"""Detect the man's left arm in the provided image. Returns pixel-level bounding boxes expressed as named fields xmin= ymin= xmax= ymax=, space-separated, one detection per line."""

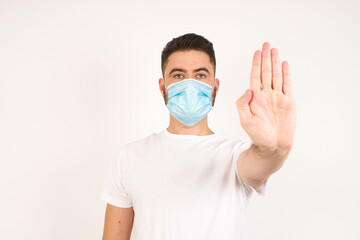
xmin=235 ymin=42 xmax=296 ymax=189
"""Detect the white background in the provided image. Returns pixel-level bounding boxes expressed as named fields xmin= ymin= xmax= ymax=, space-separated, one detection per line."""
xmin=1 ymin=0 xmax=359 ymax=239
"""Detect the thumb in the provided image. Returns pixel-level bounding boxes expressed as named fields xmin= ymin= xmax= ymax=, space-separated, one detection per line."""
xmin=236 ymin=89 xmax=253 ymax=123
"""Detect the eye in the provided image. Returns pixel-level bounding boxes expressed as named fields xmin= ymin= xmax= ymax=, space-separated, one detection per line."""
xmin=197 ymin=73 xmax=207 ymax=79
xmin=174 ymin=74 xmax=183 ymax=79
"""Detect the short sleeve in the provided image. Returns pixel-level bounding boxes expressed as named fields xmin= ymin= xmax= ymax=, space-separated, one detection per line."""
xmin=100 ymin=150 xmax=133 ymax=208
xmin=232 ymin=139 xmax=267 ymax=205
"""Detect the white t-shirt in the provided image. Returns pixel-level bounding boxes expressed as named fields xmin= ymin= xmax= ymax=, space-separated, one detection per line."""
xmin=101 ymin=129 xmax=267 ymax=240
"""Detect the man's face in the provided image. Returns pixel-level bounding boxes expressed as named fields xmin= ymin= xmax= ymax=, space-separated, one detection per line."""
xmin=159 ymin=50 xmax=219 ymax=105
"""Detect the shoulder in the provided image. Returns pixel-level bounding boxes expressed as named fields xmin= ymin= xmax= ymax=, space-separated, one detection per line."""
xmin=212 ymin=133 xmax=252 ymax=149
xmin=117 ymin=130 xmax=163 ymax=155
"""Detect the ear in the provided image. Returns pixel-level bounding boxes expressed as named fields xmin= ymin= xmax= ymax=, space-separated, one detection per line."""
xmin=159 ymin=77 xmax=168 ymax=105
xmin=215 ymin=78 xmax=220 ymax=93
xmin=159 ymin=78 xmax=165 ymax=96
xmin=211 ymin=78 xmax=220 ymax=106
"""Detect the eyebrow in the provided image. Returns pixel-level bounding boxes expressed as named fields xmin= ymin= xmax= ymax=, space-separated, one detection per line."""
xmin=168 ymin=68 xmax=185 ymax=77
xmin=168 ymin=67 xmax=211 ymax=77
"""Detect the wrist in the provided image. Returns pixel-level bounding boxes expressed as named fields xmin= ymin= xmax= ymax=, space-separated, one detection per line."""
xmin=252 ymin=144 xmax=291 ymax=159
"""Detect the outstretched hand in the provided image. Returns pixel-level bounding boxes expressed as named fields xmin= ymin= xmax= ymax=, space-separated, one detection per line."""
xmin=236 ymin=42 xmax=296 ymax=154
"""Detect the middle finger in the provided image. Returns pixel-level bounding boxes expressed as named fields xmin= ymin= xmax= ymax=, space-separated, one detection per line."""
xmin=261 ymin=42 xmax=272 ymax=90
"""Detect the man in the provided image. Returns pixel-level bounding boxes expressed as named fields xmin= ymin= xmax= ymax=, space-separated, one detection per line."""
xmin=101 ymin=33 xmax=296 ymax=240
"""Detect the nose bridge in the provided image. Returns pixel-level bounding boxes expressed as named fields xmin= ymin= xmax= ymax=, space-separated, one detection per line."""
xmin=178 ymin=85 xmax=192 ymax=103
xmin=166 ymin=77 xmax=214 ymax=88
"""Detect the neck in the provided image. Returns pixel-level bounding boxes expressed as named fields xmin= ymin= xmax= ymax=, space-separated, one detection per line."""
xmin=167 ymin=115 xmax=214 ymax=136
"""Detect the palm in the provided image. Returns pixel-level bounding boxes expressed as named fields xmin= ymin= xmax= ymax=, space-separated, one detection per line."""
xmin=236 ymin=42 xmax=296 ymax=152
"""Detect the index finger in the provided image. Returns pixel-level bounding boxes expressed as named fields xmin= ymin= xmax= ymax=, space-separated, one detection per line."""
xmin=250 ymin=50 xmax=261 ymax=91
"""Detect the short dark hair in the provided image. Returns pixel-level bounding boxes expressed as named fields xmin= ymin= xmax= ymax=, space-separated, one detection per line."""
xmin=161 ymin=33 xmax=216 ymax=77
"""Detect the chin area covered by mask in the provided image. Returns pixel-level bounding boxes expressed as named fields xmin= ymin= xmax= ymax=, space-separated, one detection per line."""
xmin=165 ymin=79 xmax=214 ymax=127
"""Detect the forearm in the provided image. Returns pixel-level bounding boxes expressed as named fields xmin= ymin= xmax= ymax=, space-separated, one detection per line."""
xmin=238 ymin=144 xmax=291 ymax=182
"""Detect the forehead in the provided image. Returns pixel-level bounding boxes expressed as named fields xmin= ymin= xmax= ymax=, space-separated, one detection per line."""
xmin=165 ymin=50 xmax=213 ymax=73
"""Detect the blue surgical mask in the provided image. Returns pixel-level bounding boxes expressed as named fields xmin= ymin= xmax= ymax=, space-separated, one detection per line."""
xmin=165 ymin=79 xmax=214 ymax=127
